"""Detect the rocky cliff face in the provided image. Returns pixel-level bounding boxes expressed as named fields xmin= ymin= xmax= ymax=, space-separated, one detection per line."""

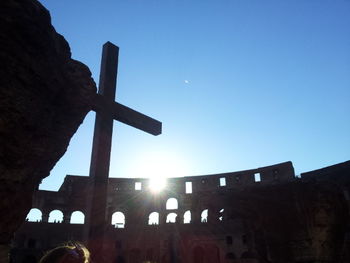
xmin=0 ymin=0 xmax=96 ymax=249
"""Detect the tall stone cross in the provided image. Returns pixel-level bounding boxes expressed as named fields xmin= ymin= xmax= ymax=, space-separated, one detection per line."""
xmin=84 ymin=42 xmax=161 ymax=257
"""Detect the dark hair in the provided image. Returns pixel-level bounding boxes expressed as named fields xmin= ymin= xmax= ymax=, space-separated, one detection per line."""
xmin=39 ymin=242 xmax=90 ymax=263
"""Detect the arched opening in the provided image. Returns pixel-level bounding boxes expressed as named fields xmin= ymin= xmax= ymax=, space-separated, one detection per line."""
xmin=148 ymin=212 xmax=159 ymax=225
xmin=111 ymin=211 xmax=126 ymax=228
xmin=201 ymin=209 xmax=208 ymax=223
xmin=219 ymin=208 xmax=224 ymax=221
xmin=26 ymin=208 xmax=42 ymax=222
xmin=48 ymin=210 xmax=63 ymax=223
xmin=70 ymin=211 xmax=85 ymax=224
xmin=166 ymin=198 xmax=178 ymax=210
xmin=184 ymin=210 xmax=191 ymax=224
xmin=193 ymin=246 xmax=204 ymax=263
xmin=166 ymin=213 xmax=177 ymax=223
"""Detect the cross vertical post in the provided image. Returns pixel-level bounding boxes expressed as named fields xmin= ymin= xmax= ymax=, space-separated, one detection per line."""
xmin=85 ymin=42 xmax=119 ymax=258
xmin=84 ymin=42 xmax=161 ymax=261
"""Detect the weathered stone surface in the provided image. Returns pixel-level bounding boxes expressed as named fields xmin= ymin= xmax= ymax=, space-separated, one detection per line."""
xmin=0 ymin=0 xmax=96 ymax=248
xmin=235 ymin=181 xmax=349 ymax=262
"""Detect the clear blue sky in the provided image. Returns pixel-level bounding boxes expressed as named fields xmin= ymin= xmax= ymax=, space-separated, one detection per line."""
xmin=39 ymin=0 xmax=350 ymax=191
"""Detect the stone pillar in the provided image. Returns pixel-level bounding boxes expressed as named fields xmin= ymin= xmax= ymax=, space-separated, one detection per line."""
xmin=41 ymin=211 xmax=49 ymax=223
xmin=177 ymin=210 xmax=184 ymax=224
xmin=192 ymin=210 xmax=200 ymax=223
xmin=207 ymin=206 xmax=217 ymax=223
xmin=63 ymin=211 xmax=71 ymax=224
xmin=159 ymin=210 xmax=166 ymax=225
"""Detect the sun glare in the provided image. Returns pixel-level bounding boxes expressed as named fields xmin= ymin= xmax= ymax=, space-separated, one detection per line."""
xmin=149 ymin=177 xmax=167 ymax=193
xmin=131 ymin=151 xmax=190 ymax=193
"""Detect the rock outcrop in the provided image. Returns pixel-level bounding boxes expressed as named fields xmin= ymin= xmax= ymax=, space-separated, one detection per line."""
xmin=0 ymin=0 xmax=96 ymax=253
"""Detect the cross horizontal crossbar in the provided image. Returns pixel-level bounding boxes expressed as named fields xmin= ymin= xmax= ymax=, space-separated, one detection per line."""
xmin=92 ymin=93 xmax=162 ymax=136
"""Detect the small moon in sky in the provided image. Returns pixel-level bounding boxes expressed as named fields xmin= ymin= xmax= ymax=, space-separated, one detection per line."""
xmin=184 ymin=80 xmax=189 ymax=84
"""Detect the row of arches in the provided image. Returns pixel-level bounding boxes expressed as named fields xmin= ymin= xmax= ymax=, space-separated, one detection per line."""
xmin=26 ymin=208 xmax=85 ymax=224
xmin=161 ymin=198 xmax=224 ymax=219
xmin=111 ymin=209 xmax=213 ymax=228
xmin=149 ymin=197 xmax=211 ymax=212
xmin=27 ymin=207 xmax=222 ymax=226
xmin=25 ymin=197 xmax=179 ymax=223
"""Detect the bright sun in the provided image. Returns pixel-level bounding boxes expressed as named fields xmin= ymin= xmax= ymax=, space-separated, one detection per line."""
xmin=131 ymin=151 xmax=190 ymax=193
xmin=149 ymin=176 xmax=167 ymax=193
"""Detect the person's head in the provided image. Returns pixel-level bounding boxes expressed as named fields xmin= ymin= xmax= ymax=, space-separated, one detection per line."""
xmin=39 ymin=242 xmax=90 ymax=263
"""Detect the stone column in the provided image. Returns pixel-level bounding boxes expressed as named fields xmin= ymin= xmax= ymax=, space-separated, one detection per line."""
xmin=177 ymin=210 xmax=184 ymax=224
xmin=41 ymin=210 xmax=49 ymax=223
xmin=207 ymin=206 xmax=217 ymax=223
xmin=159 ymin=210 xmax=167 ymax=225
xmin=63 ymin=211 xmax=71 ymax=224
xmin=192 ymin=210 xmax=200 ymax=223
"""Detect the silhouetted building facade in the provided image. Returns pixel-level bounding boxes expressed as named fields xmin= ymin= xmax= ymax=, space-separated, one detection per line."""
xmin=11 ymin=161 xmax=350 ymax=263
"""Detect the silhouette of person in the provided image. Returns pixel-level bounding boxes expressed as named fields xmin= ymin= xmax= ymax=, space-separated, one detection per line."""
xmin=39 ymin=242 xmax=90 ymax=263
